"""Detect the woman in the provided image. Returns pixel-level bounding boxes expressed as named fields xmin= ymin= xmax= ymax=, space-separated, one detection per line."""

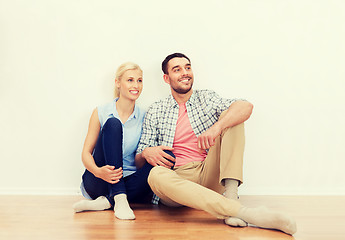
xmin=73 ymin=62 xmax=151 ymax=220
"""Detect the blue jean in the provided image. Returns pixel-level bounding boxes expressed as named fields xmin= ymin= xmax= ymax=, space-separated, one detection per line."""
xmin=81 ymin=117 xmax=153 ymax=207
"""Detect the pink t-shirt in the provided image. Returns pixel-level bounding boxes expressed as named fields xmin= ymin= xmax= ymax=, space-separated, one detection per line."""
xmin=173 ymin=103 xmax=207 ymax=167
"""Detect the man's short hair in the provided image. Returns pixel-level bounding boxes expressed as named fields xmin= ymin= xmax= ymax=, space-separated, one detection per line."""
xmin=162 ymin=53 xmax=191 ymax=74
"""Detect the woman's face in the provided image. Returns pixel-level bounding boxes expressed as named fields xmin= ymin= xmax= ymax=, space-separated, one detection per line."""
xmin=116 ymin=69 xmax=143 ymax=101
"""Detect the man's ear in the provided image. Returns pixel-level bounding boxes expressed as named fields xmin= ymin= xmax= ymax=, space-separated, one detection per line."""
xmin=163 ymin=74 xmax=170 ymax=84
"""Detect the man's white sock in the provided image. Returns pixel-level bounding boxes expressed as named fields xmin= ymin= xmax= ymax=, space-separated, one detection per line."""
xmin=73 ymin=196 xmax=111 ymax=213
xmin=224 ymin=178 xmax=239 ymax=199
xmin=223 ymin=178 xmax=248 ymax=227
xmin=235 ymin=206 xmax=297 ymax=235
xmin=114 ymin=194 xmax=135 ymax=220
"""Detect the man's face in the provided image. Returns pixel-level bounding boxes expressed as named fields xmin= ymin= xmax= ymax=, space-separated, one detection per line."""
xmin=164 ymin=57 xmax=194 ymax=94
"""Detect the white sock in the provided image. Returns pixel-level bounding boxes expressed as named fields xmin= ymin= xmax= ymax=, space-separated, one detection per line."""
xmin=114 ymin=194 xmax=135 ymax=220
xmin=235 ymin=206 xmax=297 ymax=235
xmin=223 ymin=178 xmax=239 ymax=199
xmin=223 ymin=179 xmax=248 ymax=227
xmin=73 ymin=196 xmax=111 ymax=213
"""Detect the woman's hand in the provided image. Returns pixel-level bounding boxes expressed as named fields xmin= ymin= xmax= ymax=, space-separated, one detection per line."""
xmin=95 ymin=166 xmax=123 ymax=184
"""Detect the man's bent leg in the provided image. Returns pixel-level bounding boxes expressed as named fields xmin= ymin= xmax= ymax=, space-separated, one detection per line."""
xmin=219 ymin=122 xmax=245 ymax=185
xmin=148 ymin=166 xmax=241 ymax=219
xmin=200 ymin=122 xmax=245 ymax=192
xmin=199 ymin=121 xmax=246 ymax=227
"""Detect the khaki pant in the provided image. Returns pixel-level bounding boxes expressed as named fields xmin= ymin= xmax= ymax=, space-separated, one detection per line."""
xmin=148 ymin=120 xmax=245 ymax=219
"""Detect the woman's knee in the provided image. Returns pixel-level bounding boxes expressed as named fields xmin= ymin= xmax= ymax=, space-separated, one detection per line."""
xmin=103 ymin=117 xmax=122 ymax=130
xmin=102 ymin=117 xmax=123 ymax=137
xmin=163 ymin=150 xmax=176 ymax=169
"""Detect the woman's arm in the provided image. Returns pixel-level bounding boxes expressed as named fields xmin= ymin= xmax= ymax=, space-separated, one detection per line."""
xmin=81 ymin=109 xmax=101 ymax=175
xmin=81 ymin=109 xmax=122 ymax=184
xmin=134 ymin=153 xmax=146 ymax=169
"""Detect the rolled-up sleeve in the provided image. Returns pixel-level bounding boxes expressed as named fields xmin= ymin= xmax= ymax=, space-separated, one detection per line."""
xmin=136 ymin=106 xmax=158 ymax=154
xmin=206 ymin=90 xmax=239 ymax=118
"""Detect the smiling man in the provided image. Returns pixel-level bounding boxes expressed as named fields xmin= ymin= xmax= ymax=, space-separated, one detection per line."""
xmin=136 ymin=53 xmax=296 ymax=235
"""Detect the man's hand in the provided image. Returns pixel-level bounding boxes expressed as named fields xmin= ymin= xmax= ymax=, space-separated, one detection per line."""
xmin=95 ymin=166 xmax=123 ymax=184
xmin=197 ymin=124 xmax=222 ymax=150
xmin=142 ymin=146 xmax=175 ymax=168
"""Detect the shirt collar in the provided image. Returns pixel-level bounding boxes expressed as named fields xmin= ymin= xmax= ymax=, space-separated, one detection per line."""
xmin=112 ymin=98 xmax=138 ymax=121
xmin=168 ymin=94 xmax=178 ymax=108
xmin=168 ymin=90 xmax=196 ymax=108
xmin=186 ymin=90 xmax=196 ymax=106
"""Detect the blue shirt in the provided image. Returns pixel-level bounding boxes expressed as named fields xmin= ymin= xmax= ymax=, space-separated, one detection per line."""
xmin=98 ymin=98 xmax=146 ymax=177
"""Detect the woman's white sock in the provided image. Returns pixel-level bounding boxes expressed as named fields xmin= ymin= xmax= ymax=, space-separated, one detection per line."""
xmin=114 ymin=194 xmax=135 ymax=220
xmin=73 ymin=196 xmax=111 ymax=213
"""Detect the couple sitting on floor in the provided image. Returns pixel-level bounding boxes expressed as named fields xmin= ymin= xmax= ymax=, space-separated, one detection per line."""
xmin=73 ymin=53 xmax=297 ymax=235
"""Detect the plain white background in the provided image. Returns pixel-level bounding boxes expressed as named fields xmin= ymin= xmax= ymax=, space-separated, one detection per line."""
xmin=1 ymin=0 xmax=344 ymax=195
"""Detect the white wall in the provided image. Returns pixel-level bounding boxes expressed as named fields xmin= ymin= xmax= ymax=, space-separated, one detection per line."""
xmin=1 ymin=0 xmax=344 ymax=195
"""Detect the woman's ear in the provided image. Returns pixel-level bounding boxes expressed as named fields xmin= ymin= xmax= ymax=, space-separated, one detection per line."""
xmin=115 ymin=78 xmax=120 ymax=88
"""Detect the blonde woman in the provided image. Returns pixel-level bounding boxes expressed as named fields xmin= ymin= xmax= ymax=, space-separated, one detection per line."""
xmin=73 ymin=62 xmax=151 ymax=220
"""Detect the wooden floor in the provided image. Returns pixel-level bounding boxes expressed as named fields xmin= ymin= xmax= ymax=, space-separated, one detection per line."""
xmin=1 ymin=195 xmax=344 ymax=240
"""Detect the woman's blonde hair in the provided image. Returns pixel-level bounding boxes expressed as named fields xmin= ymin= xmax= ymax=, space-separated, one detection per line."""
xmin=114 ymin=62 xmax=143 ymax=98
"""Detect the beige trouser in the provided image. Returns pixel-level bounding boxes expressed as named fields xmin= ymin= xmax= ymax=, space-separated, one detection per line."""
xmin=148 ymin=120 xmax=245 ymax=219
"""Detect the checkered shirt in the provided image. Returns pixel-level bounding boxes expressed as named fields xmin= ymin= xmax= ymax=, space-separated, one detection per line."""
xmin=137 ymin=89 xmax=237 ymax=204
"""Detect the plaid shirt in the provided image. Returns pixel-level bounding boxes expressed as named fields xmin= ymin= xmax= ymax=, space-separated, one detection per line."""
xmin=137 ymin=89 xmax=237 ymax=204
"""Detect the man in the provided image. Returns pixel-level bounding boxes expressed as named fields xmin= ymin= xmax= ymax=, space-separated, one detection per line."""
xmin=136 ymin=53 xmax=296 ymax=235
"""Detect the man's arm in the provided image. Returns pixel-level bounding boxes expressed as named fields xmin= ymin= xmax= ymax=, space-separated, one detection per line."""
xmin=197 ymin=100 xmax=253 ymax=150
xmin=135 ymin=147 xmax=175 ymax=169
xmin=142 ymin=146 xmax=175 ymax=168
xmin=135 ymin=105 xmax=175 ymax=168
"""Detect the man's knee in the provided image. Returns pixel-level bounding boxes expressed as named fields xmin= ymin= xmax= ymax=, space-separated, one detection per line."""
xmin=148 ymin=166 xmax=167 ymax=187
xmin=148 ymin=166 xmax=182 ymax=208
xmin=222 ymin=122 xmax=244 ymax=137
xmin=231 ymin=122 xmax=244 ymax=130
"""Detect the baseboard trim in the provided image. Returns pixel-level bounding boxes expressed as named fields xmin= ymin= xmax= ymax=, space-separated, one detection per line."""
xmin=0 ymin=188 xmax=81 ymax=195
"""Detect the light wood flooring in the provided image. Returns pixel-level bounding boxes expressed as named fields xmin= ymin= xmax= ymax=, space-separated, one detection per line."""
xmin=1 ymin=195 xmax=344 ymax=240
